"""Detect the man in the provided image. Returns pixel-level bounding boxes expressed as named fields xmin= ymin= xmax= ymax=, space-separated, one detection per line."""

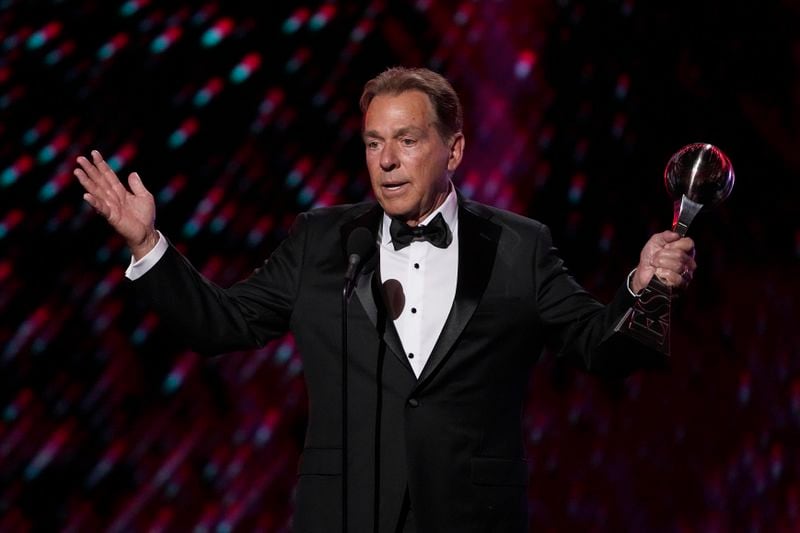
xmin=74 ymin=67 xmax=696 ymax=532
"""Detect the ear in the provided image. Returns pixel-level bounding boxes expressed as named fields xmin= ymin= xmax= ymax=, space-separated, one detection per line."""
xmin=446 ymin=133 xmax=465 ymax=172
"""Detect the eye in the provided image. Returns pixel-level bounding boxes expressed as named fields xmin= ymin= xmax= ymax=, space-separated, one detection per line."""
xmin=400 ymin=137 xmax=416 ymax=147
xmin=365 ymin=140 xmax=380 ymax=150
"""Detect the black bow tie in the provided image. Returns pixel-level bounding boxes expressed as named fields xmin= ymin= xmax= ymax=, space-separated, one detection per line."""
xmin=389 ymin=212 xmax=453 ymax=251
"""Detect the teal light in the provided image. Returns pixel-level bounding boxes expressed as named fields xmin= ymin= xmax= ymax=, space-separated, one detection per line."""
xmin=38 ymin=182 xmax=57 ymax=201
xmin=97 ymin=43 xmax=115 ymax=60
xmin=210 ymin=217 xmax=226 ymax=233
xmin=193 ymin=88 xmax=211 ymax=107
xmin=131 ymin=328 xmax=147 ymax=345
xmin=23 ymin=129 xmax=38 ymax=145
xmin=285 ymin=169 xmax=302 ymax=186
xmin=119 ymin=1 xmax=139 ymax=16
xmin=229 ymin=64 xmax=249 ymax=83
xmin=150 ymin=35 xmax=169 ymax=54
xmin=168 ymin=130 xmax=187 ymax=148
xmin=27 ymin=31 xmax=46 ymax=49
xmin=201 ymin=28 xmax=222 ymax=47
xmin=44 ymin=49 xmax=62 ymax=65
xmin=3 ymin=405 xmax=17 ymax=422
xmin=282 ymin=18 xmax=302 ymax=34
xmin=162 ymin=372 xmax=181 ymax=393
xmin=309 ymin=14 xmax=327 ymax=31
xmin=37 ymin=145 xmax=55 ymax=164
xmin=182 ymin=219 xmax=199 ymax=237
xmin=0 ymin=168 xmax=16 ymax=187
xmin=107 ymin=156 xmax=122 ymax=172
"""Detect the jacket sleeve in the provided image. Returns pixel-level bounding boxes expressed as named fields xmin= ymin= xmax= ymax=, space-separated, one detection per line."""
xmin=533 ymin=224 xmax=667 ymax=376
xmin=130 ymin=213 xmax=309 ymax=355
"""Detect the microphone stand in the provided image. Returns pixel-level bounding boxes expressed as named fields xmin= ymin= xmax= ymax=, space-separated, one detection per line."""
xmin=341 ymin=278 xmax=352 ymax=533
xmin=341 ymin=227 xmax=373 ymax=532
xmin=341 ymin=254 xmax=362 ymax=533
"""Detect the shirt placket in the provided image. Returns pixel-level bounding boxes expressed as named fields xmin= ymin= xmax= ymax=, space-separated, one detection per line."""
xmin=406 ymin=242 xmax=426 ymax=375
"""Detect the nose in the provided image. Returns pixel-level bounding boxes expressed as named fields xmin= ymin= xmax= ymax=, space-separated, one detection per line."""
xmin=379 ymin=144 xmax=398 ymax=172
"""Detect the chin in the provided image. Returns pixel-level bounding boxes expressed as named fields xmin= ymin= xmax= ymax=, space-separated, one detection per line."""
xmin=379 ymin=200 xmax=413 ymax=220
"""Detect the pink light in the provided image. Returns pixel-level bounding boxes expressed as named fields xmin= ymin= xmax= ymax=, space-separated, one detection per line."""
xmin=108 ymin=142 xmax=137 ymax=169
xmin=28 ymin=21 xmax=62 ymax=48
xmin=1 ymin=209 xmax=24 ymax=231
xmin=151 ymin=26 xmax=183 ymax=54
xmin=167 ymin=117 xmax=199 ymax=148
xmin=98 ymin=32 xmax=130 ymax=60
xmin=25 ymin=421 xmax=73 ymax=480
xmin=515 ymin=49 xmax=538 ymax=79
xmin=214 ymin=17 xmax=234 ymax=36
xmin=230 ymin=52 xmax=262 ymax=83
xmin=246 ymin=215 xmax=274 ymax=246
xmin=283 ymin=7 xmax=311 ymax=33
xmin=615 ymin=73 xmax=631 ymax=99
xmin=351 ymin=18 xmax=373 ymax=42
xmin=310 ymin=5 xmax=337 ymax=29
xmin=0 ymin=259 xmax=11 ymax=282
xmin=568 ymin=172 xmax=586 ymax=204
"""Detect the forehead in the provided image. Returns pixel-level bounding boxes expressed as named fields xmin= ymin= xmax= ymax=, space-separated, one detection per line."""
xmin=363 ymin=90 xmax=436 ymax=132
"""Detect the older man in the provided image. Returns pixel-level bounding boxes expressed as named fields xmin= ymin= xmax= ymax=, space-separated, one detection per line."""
xmin=75 ymin=67 xmax=695 ymax=532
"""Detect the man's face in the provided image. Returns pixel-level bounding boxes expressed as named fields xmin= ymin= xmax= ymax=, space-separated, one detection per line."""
xmin=363 ymin=90 xmax=464 ymax=226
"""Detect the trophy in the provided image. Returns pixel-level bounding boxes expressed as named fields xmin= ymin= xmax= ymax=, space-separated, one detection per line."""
xmin=613 ymin=143 xmax=735 ymax=355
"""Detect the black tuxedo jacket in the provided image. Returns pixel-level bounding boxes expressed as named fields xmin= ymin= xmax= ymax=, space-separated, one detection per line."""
xmin=133 ymin=196 xmax=648 ymax=532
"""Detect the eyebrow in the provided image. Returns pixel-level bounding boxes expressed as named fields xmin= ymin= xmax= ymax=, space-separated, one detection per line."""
xmin=362 ymin=126 xmax=426 ymax=140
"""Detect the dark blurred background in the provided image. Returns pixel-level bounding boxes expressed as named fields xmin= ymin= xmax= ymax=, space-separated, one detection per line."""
xmin=1 ymin=0 xmax=798 ymax=531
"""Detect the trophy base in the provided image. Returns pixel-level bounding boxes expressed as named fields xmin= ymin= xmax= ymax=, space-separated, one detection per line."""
xmin=613 ymin=276 xmax=672 ymax=356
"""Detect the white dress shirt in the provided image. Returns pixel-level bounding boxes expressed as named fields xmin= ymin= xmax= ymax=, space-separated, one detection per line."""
xmin=379 ymin=188 xmax=459 ymax=378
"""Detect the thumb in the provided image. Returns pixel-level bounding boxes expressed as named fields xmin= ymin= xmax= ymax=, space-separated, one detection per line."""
xmin=127 ymin=172 xmax=149 ymax=196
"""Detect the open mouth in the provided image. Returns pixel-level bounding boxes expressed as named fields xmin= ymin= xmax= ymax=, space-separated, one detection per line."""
xmin=382 ymin=182 xmax=408 ymax=192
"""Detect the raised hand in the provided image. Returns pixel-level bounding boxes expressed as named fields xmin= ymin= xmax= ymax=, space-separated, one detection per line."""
xmin=632 ymin=231 xmax=697 ymax=293
xmin=74 ymin=150 xmax=158 ymax=260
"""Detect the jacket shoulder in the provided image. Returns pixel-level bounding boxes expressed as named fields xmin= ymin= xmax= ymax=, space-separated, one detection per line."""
xmin=300 ymin=201 xmax=379 ymax=227
xmin=460 ymin=197 xmax=547 ymax=235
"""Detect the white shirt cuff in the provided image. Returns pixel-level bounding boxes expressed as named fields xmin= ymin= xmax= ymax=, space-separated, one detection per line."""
xmin=125 ymin=230 xmax=169 ymax=280
xmin=626 ymin=268 xmax=641 ymax=298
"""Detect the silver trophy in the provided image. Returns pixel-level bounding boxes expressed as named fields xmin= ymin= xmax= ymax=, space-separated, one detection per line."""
xmin=613 ymin=143 xmax=735 ymax=355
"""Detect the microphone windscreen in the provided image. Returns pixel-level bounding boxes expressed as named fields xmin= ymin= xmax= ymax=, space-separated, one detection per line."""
xmin=346 ymin=227 xmax=374 ymax=260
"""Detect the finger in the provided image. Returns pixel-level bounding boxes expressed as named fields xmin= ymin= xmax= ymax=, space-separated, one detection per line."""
xmin=652 ymin=254 xmax=687 ymax=275
xmin=665 ymin=237 xmax=695 ymax=253
xmin=127 ymin=172 xmax=150 ymax=197
xmin=83 ymin=193 xmax=110 ymax=218
xmin=651 ymin=246 xmax=688 ymax=267
xmin=76 ymin=155 xmax=103 ymax=184
xmin=74 ymin=167 xmax=103 ymax=196
xmin=91 ymin=150 xmax=129 ymax=202
xmin=658 ymin=230 xmax=681 ymax=244
xmin=655 ymin=267 xmax=689 ymax=289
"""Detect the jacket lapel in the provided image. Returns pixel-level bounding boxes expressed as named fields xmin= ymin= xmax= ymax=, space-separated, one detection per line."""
xmin=341 ymin=205 xmax=414 ymax=376
xmin=416 ymin=199 xmax=501 ymax=386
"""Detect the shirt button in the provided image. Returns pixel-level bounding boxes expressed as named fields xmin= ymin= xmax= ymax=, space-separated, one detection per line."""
xmin=411 ymin=307 xmax=417 ymax=314
xmin=414 ymin=263 xmax=420 ymax=269
xmin=408 ymin=398 xmax=420 ymax=408
xmin=408 ymin=353 xmax=414 ymax=359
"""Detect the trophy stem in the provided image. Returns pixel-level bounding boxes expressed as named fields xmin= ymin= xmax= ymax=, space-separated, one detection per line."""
xmin=672 ymin=195 xmax=703 ymax=237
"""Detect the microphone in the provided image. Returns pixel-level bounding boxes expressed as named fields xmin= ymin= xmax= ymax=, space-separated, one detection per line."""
xmin=344 ymin=227 xmax=374 ymax=294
